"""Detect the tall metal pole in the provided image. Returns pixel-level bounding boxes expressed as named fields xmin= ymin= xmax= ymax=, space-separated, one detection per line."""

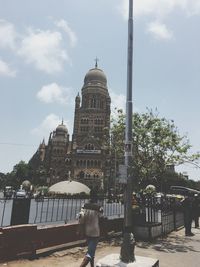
xmin=120 ymin=0 xmax=135 ymax=263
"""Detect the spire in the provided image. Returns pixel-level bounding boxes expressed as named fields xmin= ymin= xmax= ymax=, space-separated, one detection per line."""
xmin=39 ymin=138 xmax=45 ymax=149
xmin=76 ymin=92 xmax=80 ymax=101
xmin=61 ymin=118 xmax=64 ymax=125
xmin=94 ymin=57 xmax=99 ymax=68
xmin=75 ymin=92 xmax=81 ymax=108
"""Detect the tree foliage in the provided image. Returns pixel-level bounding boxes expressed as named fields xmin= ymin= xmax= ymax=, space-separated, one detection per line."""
xmin=0 ymin=160 xmax=48 ymax=190
xmin=111 ymin=109 xmax=200 ymax=191
xmin=0 ymin=161 xmax=30 ymax=189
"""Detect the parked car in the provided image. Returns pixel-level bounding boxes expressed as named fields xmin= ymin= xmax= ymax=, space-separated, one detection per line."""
xmin=16 ymin=189 xmax=27 ymax=198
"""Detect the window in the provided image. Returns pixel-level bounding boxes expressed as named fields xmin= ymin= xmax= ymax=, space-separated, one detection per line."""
xmin=85 ymin=144 xmax=95 ymax=150
xmin=91 ymin=97 xmax=96 ymax=108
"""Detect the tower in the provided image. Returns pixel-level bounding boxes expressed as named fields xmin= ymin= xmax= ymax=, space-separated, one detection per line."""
xmin=71 ymin=63 xmax=111 ymax=189
xmin=45 ymin=121 xmax=70 ymax=184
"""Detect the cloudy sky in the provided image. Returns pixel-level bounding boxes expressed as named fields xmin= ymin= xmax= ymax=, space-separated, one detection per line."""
xmin=1 ymin=0 xmax=200 ymax=180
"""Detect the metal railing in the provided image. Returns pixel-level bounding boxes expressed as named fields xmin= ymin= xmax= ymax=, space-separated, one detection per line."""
xmin=0 ymin=197 xmax=124 ymax=227
xmin=0 ymin=195 xmax=184 ymax=236
xmin=138 ymin=196 xmax=184 ymax=235
xmin=0 ymin=198 xmax=13 ymax=226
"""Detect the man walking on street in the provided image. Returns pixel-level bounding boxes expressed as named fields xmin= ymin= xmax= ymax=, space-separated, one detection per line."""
xmin=182 ymin=192 xmax=195 ymax=236
xmin=193 ymin=194 xmax=200 ymax=228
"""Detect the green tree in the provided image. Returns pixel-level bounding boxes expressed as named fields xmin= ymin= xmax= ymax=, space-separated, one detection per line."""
xmin=111 ymin=109 xmax=200 ymax=191
xmin=0 ymin=162 xmax=48 ymax=189
xmin=11 ymin=161 xmax=30 ymax=188
xmin=0 ymin=173 xmax=7 ymax=189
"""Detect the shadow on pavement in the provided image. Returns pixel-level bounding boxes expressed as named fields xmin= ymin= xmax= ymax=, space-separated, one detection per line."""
xmin=137 ymin=230 xmax=200 ymax=253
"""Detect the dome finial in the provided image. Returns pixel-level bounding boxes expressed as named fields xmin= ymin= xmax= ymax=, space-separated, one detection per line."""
xmin=94 ymin=57 xmax=99 ymax=68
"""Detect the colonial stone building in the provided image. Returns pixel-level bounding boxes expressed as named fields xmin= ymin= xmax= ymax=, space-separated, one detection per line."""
xmin=29 ymin=63 xmax=111 ymax=190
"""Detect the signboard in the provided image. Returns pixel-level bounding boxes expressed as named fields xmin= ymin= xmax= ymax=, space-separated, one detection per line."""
xmin=124 ymin=141 xmax=132 ymax=157
xmin=77 ymin=149 xmax=101 ymax=154
xmin=118 ymin=164 xmax=127 ymax=184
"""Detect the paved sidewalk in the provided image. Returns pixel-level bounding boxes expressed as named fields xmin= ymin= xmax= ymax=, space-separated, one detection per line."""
xmin=1 ymin=226 xmax=200 ymax=267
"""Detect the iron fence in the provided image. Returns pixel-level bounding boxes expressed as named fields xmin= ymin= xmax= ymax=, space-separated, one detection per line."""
xmin=0 ymin=197 xmax=124 ymax=227
xmin=0 ymin=195 xmax=184 ymax=236
xmin=0 ymin=198 xmax=13 ymax=226
xmin=139 ymin=196 xmax=184 ymax=235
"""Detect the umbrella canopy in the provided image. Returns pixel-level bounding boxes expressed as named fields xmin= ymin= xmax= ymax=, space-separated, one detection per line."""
xmin=49 ymin=180 xmax=90 ymax=195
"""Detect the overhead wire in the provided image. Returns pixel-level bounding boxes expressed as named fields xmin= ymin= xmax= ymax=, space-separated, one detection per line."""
xmin=0 ymin=142 xmax=35 ymax=147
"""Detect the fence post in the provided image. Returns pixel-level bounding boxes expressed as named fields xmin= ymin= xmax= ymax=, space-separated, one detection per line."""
xmin=161 ymin=197 xmax=164 ymax=236
xmin=173 ymin=199 xmax=176 ymax=231
xmin=11 ymin=198 xmax=31 ymax=225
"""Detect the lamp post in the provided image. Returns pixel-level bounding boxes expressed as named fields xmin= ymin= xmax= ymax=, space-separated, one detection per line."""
xmin=120 ymin=0 xmax=135 ymax=263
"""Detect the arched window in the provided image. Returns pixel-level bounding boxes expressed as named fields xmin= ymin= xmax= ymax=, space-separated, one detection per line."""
xmin=91 ymin=98 xmax=96 ymax=108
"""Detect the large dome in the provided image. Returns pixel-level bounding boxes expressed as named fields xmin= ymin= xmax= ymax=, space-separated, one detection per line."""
xmin=56 ymin=122 xmax=68 ymax=135
xmin=49 ymin=180 xmax=90 ymax=195
xmin=84 ymin=67 xmax=107 ymax=86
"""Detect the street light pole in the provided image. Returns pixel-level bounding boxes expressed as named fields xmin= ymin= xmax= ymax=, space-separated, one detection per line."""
xmin=120 ymin=0 xmax=135 ymax=263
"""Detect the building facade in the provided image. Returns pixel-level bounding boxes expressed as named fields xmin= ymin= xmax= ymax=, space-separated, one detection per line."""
xmin=29 ymin=64 xmax=111 ymax=190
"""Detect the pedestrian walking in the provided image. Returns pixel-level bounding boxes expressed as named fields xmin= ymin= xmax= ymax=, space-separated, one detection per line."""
xmin=193 ymin=194 xmax=200 ymax=228
xmin=181 ymin=192 xmax=194 ymax=236
xmin=77 ymin=190 xmax=103 ymax=267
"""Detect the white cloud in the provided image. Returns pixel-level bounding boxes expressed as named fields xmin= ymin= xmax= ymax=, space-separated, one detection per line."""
xmin=119 ymin=0 xmax=200 ymax=19
xmin=37 ymin=83 xmax=72 ymax=105
xmin=18 ymin=29 xmax=68 ymax=73
xmin=147 ymin=21 xmax=173 ymax=40
xmin=0 ymin=20 xmax=17 ymax=49
xmin=55 ymin=19 xmax=77 ymax=47
xmin=0 ymin=59 xmax=16 ymax=77
xmin=110 ymin=89 xmax=139 ymax=119
xmin=31 ymin=114 xmax=70 ymax=138
xmin=110 ymin=90 xmax=126 ymax=114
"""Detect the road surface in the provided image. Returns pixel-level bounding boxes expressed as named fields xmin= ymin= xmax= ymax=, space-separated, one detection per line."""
xmin=1 ymin=225 xmax=200 ymax=267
